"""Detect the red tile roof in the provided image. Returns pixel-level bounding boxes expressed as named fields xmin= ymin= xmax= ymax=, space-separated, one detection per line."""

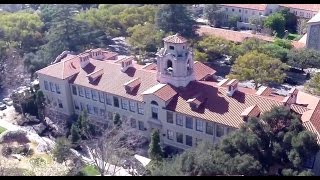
xmin=142 ymin=63 xmax=157 ymax=71
xmin=290 ymin=104 xmax=310 ymax=115
xmin=221 ymin=4 xmax=267 ymax=11
xmin=163 ymin=33 xmax=188 ymax=44
xmin=280 ymin=4 xmax=320 ymax=12
xmin=241 ymin=105 xmax=261 ymax=117
xmin=193 ymin=61 xmax=216 ymax=80
xmin=152 ymin=84 xmax=177 ymax=102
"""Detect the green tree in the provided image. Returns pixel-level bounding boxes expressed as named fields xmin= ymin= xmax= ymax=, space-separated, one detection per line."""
xmin=70 ymin=124 xmax=81 ymax=145
xmin=264 ymin=13 xmax=286 ymax=37
xmin=306 ymin=72 xmax=320 ymax=96
xmin=113 ymin=113 xmax=122 ymax=127
xmin=273 ymin=38 xmax=293 ymax=49
xmin=228 ymin=50 xmax=287 ymax=88
xmin=127 ymin=22 xmax=164 ymax=53
xmin=287 ymin=48 xmax=320 ymax=71
xmin=280 ymin=8 xmax=297 ymax=33
xmin=259 ymin=43 xmax=289 ymax=63
xmin=194 ymin=49 xmax=209 ymax=62
xmin=156 ymin=4 xmax=197 ymax=38
xmin=53 ymin=137 xmax=72 ymax=164
xmin=228 ymin=15 xmax=240 ymax=28
xmin=204 ymin=5 xmax=226 ymax=28
xmin=148 ymin=130 xmax=163 ymax=161
xmin=35 ymin=90 xmax=46 ymax=120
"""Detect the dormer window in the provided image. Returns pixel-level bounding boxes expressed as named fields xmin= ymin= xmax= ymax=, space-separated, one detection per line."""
xmin=169 ymin=46 xmax=174 ymax=50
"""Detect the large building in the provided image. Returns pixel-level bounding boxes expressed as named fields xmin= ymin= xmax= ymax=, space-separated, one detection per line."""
xmin=36 ymin=34 xmax=320 ymax=171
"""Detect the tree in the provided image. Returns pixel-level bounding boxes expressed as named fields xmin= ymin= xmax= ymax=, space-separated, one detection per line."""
xmin=280 ymin=8 xmax=297 ymax=33
xmin=306 ymin=72 xmax=320 ymax=96
xmin=204 ymin=5 xmax=227 ymax=28
xmin=264 ymin=13 xmax=286 ymax=37
xmin=156 ymin=4 xmax=197 ymax=38
xmin=113 ymin=113 xmax=122 ymax=128
xmin=228 ymin=15 xmax=240 ymax=29
xmin=148 ymin=130 xmax=163 ymax=161
xmin=194 ymin=49 xmax=209 ymax=62
xmin=35 ymin=90 xmax=46 ymax=120
xmin=53 ymin=137 xmax=72 ymax=164
xmin=297 ymin=18 xmax=308 ymax=35
xmin=249 ymin=16 xmax=264 ymax=31
xmin=150 ymin=106 xmax=319 ymax=176
xmin=287 ymin=48 xmax=320 ymax=71
xmin=127 ymin=23 xmax=164 ymax=53
xmin=228 ymin=50 xmax=287 ymax=88
xmin=273 ymin=38 xmax=293 ymax=49
xmin=70 ymin=124 xmax=81 ymax=146
xmin=259 ymin=43 xmax=289 ymax=63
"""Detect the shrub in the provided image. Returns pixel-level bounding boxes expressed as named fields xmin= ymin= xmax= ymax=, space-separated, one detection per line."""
xmin=0 ymin=130 xmax=30 ymax=144
xmin=2 ymin=145 xmax=13 ymax=157
xmin=29 ymin=157 xmax=47 ymax=167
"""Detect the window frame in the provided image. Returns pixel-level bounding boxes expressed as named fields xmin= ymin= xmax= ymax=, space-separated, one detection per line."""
xmin=129 ymin=101 xmax=136 ymax=112
xmin=176 ymin=132 xmax=183 ymax=144
xmin=167 ymin=129 xmax=174 ymax=140
xmin=196 ymin=119 xmax=204 ymax=132
xmin=167 ymin=111 xmax=173 ymax=124
xmin=130 ymin=118 xmax=137 ymax=128
xmin=216 ymin=124 xmax=225 ymax=137
xmin=121 ymin=99 xmax=128 ymax=110
xmin=176 ymin=114 xmax=183 ymax=126
xmin=151 ymin=106 xmax=158 ymax=119
xmin=91 ymin=90 xmax=98 ymax=101
xmin=185 ymin=116 xmax=193 ymax=129
xmin=78 ymin=86 xmax=84 ymax=97
xmin=44 ymin=81 xmax=49 ymax=91
xmin=186 ymin=135 xmax=193 ymax=146
xmin=113 ymin=96 xmax=120 ymax=108
xmin=206 ymin=122 xmax=214 ymax=135
xmin=138 ymin=103 xmax=144 ymax=115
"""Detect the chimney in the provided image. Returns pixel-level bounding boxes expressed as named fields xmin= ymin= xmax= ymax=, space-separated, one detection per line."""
xmin=255 ymin=86 xmax=272 ymax=96
xmin=91 ymin=48 xmax=103 ymax=60
xmin=120 ymin=56 xmax=134 ymax=72
xmin=79 ymin=53 xmax=90 ymax=68
xmin=86 ymin=68 xmax=104 ymax=83
xmin=226 ymin=79 xmax=239 ymax=97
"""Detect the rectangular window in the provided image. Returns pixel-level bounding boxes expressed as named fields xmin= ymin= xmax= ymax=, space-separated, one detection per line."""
xmin=300 ymin=12 xmax=304 ymax=16
xmin=176 ymin=132 xmax=183 ymax=144
xmin=85 ymin=88 xmax=90 ymax=99
xmin=232 ymin=8 xmax=234 ymax=12
xmin=74 ymin=100 xmax=79 ymax=110
xmin=129 ymin=101 xmax=136 ymax=112
xmin=185 ymin=117 xmax=193 ymax=129
xmin=196 ymin=119 xmax=204 ymax=132
xmin=50 ymin=82 xmax=55 ymax=92
xmin=151 ymin=107 xmax=158 ymax=119
xmin=108 ymin=112 xmax=113 ymax=120
xmin=80 ymin=102 xmax=84 ymax=111
xmin=216 ymin=124 xmax=225 ymax=137
xmin=100 ymin=109 xmax=106 ymax=117
xmin=138 ymin=103 xmax=144 ymax=115
xmin=99 ymin=92 xmax=104 ymax=103
xmin=106 ymin=94 xmax=112 ymax=105
xmin=91 ymin=90 xmax=98 ymax=101
xmin=87 ymin=104 xmax=93 ymax=114
xmin=169 ymin=46 xmax=174 ymax=50
xmin=245 ymin=10 xmax=247 ymax=14
xmin=176 ymin=114 xmax=183 ymax=126
xmin=206 ymin=122 xmax=214 ymax=135
xmin=55 ymin=84 xmax=61 ymax=94
xmin=72 ymin=85 xmax=77 ymax=95
xmin=225 ymin=7 xmax=228 ymax=11
xmin=44 ymin=81 xmax=49 ymax=90
xmin=239 ymin=9 xmax=241 ymax=12
xmin=130 ymin=118 xmax=137 ymax=128
xmin=138 ymin=121 xmax=145 ymax=131
xmin=167 ymin=129 xmax=174 ymax=140
xmin=113 ymin=97 xmax=119 ymax=108
xmin=186 ymin=135 xmax=192 ymax=146
xmin=167 ymin=111 xmax=173 ymax=124
xmin=121 ymin=99 xmax=128 ymax=110
xmin=78 ymin=87 xmax=84 ymax=97
xmin=58 ymin=99 xmax=63 ymax=108
xmin=93 ymin=106 xmax=98 ymax=115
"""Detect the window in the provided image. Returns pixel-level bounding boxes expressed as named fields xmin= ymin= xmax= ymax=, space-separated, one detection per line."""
xmin=167 ymin=130 xmax=174 ymax=140
xmin=85 ymin=88 xmax=90 ymax=99
xmin=129 ymin=101 xmax=136 ymax=112
xmin=74 ymin=100 xmax=79 ymax=110
xmin=245 ymin=10 xmax=247 ymax=14
xmin=196 ymin=119 xmax=204 ymax=132
xmin=130 ymin=118 xmax=137 ymax=128
xmin=206 ymin=122 xmax=214 ymax=135
xmin=44 ymin=81 xmax=49 ymax=90
xmin=87 ymin=104 xmax=93 ymax=114
xmin=239 ymin=9 xmax=241 ymax=12
xmin=138 ymin=103 xmax=144 ymax=114
xmin=300 ymin=12 xmax=304 ymax=16
xmin=138 ymin=121 xmax=145 ymax=131
xmin=72 ymin=85 xmax=77 ymax=95
xmin=58 ymin=99 xmax=63 ymax=108
xmin=121 ymin=99 xmax=128 ymax=110
xmin=80 ymin=102 xmax=84 ymax=111
xmin=106 ymin=94 xmax=112 ymax=105
xmin=93 ymin=106 xmax=98 ymax=115
xmin=176 ymin=132 xmax=183 ymax=144
xmin=91 ymin=90 xmax=98 ymax=101
xmin=55 ymin=84 xmax=61 ymax=94
xmin=50 ymin=82 xmax=55 ymax=92
xmin=232 ymin=8 xmax=234 ymax=12
xmin=99 ymin=92 xmax=104 ymax=103
xmin=100 ymin=109 xmax=106 ymax=117
xmin=113 ymin=97 xmax=119 ymax=107
xmin=151 ymin=107 xmax=158 ymax=119
xmin=216 ymin=124 xmax=225 ymax=137
xmin=151 ymin=101 xmax=158 ymax=106
xmin=108 ymin=112 xmax=113 ymax=120
xmin=167 ymin=111 xmax=173 ymax=124
xmin=78 ymin=87 xmax=84 ymax=97
xmin=176 ymin=114 xmax=183 ymax=126
xmin=169 ymin=46 xmax=174 ymax=50
xmin=185 ymin=117 xmax=193 ymax=129
xmin=259 ymin=12 xmax=262 ymax=15
xmin=225 ymin=7 xmax=228 ymax=11
xmin=186 ymin=135 xmax=192 ymax=146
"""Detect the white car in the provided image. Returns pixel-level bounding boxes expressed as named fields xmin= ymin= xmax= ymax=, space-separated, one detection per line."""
xmin=3 ymin=98 xmax=13 ymax=106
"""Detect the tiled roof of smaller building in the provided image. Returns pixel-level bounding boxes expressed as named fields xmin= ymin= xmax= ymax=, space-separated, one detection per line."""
xmin=221 ymin=4 xmax=267 ymax=11
xmin=193 ymin=61 xmax=216 ymax=80
xmin=163 ymin=33 xmax=188 ymax=44
xmin=290 ymin=104 xmax=310 ymax=115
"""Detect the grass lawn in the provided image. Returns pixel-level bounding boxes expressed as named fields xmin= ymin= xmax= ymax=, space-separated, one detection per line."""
xmin=287 ymin=33 xmax=301 ymax=41
xmin=0 ymin=126 xmax=6 ymax=134
xmin=81 ymin=164 xmax=100 ymax=176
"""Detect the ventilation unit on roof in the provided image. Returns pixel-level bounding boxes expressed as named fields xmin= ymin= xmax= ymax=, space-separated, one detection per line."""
xmin=79 ymin=53 xmax=90 ymax=68
xmin=226 ymin=79 xmax=239 ymax=97
xmin=90 ymin=48 xmax=103 ymax=60
xmin=120 ymin=56 xmax=134 ymax=72
xmin=86 ymin=68 xmax=104 ymax=82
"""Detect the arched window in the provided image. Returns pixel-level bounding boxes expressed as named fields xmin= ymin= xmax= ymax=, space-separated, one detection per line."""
xmin=151 ymin=100 xmax=158 ymax=106
xmin=167 ymin=60 xmax=173 ymax=69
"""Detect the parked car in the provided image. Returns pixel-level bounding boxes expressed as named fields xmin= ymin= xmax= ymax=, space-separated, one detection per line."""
xmin=3 ymin=98 xmax=13 ymax=106
xmin=0 ymin=102 xmax=6 ymax=110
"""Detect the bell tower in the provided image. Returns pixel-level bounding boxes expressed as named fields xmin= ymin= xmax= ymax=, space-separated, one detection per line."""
xmin=156 ymin=34 xmax=195 ymax=87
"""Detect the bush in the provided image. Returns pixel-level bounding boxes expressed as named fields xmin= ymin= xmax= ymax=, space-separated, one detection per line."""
xmin=2 ymin=145 xmax=13 ymax=157
xmin=14 ymin=144 xmax=34 ymax=156
xmin=0 ymin=130 xmax=30 ymax=144
xmin=29 ymin=157 xmax=47 ymax=167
